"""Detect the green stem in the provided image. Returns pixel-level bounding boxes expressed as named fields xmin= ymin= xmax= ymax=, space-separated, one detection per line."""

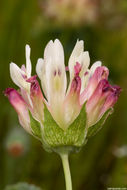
xmin=60 ymin=154 xmax=72 ymax=190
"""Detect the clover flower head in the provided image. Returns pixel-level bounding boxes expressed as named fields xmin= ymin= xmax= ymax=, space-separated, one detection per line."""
xmin=5 ymin=39 xmax=121 ymax=153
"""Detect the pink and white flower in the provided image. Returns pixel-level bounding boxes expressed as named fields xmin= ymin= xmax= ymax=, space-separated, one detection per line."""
xmin=10 ymin=45 xmax=32 ymax=107
xmin=5 ymin=39 xmax=121 ymax=138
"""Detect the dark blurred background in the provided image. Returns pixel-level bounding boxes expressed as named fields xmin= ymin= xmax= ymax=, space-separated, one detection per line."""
xmin=0 ymin=0 xmax=127 ymax=190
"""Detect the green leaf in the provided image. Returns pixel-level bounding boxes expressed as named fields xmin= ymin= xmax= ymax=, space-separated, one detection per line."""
xmin=87 ymin=108 xmax=113 ymax=138
xmin=43 ymin=103 xmax=87 ymax=151
xmin=29 ymin=112 xmax=42 ymax=139
xmin=4 ymin=182 xmax=42 ymax=190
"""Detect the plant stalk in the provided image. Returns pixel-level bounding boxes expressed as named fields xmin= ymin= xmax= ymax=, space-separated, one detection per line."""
xmin=60 ymin=154 xmax=72 ymax=190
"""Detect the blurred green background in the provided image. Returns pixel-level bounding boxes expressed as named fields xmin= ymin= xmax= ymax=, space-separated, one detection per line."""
xmin=0 ymin=0 xmax=127 ymax=190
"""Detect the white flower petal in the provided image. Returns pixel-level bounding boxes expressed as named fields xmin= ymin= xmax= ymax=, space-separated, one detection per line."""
xmin=36 ymin=58 xmax=48 ymax=98
xmin=44 ymin=39 xmax=65 ymax=68
xmin=81 ymin=69 xmax=90 ymax=93
xmin=44 ymin=40 xmax=54 ymax=61
xmin=90 ymin=61 xmax=102 ymax=76
xmin=45 ymin=58 xmax=54 ymax=103
xmin=68 ymin=40 xmax=84 ymax=80
xmin=38 ymin=39 xmax=67 ymax=126
xmin=80 ymin=61 xmax=101 ymax=94
xmin=10 ymin=62 xmax=29 ymax=90
xmin=54 ymin=39 xmax=65 ymax=66
xmin=43 ymin=39 xmax=67 ymax=104
xmin=70 ymin=40 xmax=84 ymax=59
xmin=36 ymin=58 xmax=44 ymax=79
xmin=79 ymin=51 xmax=90 ymax=77
xmin=25 ymin=44 xmax=32 ymax=78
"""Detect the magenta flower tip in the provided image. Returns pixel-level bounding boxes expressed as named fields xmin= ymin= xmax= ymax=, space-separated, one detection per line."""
xmin=26 ymin=75 xmax=37 ymax=83
xmin=71 ymin=75 xmax=81 ymax=93
xmin=102 ymin=83 xmax=122 ymax=97
xmin=4 ymin=88 xmax=15 ymax=97
xmin=74 ymin=62 xmax=81 ymax=76
xmin=111 ymin=85 xmax=122 ymax=96
xmin=27 ymin=75 xmax=42 ymax=97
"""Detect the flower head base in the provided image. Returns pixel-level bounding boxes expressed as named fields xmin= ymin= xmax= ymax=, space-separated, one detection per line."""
xmin=5 ymin=39 xmax=121 ymax=153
